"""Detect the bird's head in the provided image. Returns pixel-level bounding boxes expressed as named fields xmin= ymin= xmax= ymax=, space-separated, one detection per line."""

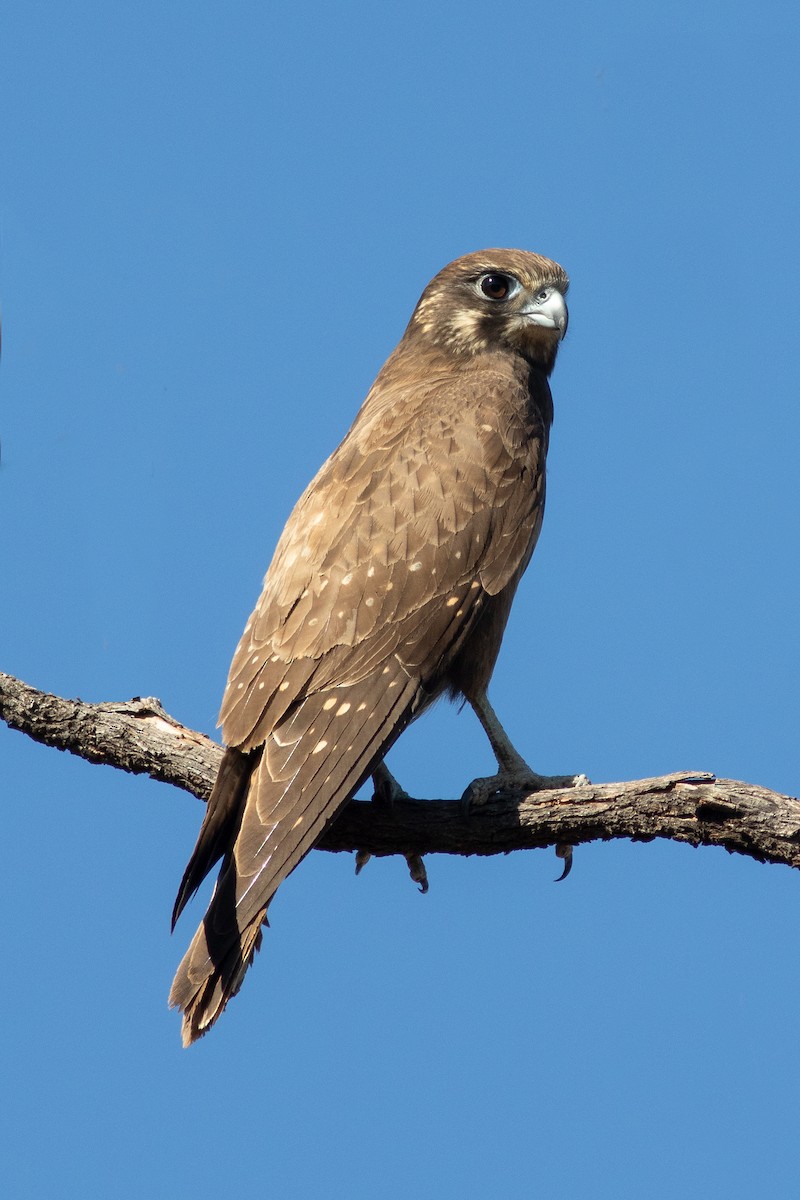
xmin=407 ymin=249 xmax=569 ymax=372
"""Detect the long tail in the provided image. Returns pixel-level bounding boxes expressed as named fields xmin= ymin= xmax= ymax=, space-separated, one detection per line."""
xmin=169 ymin=882 xmax=266 ymax=1047
xmin=170 ymin=666 xmax=419 ymax=1044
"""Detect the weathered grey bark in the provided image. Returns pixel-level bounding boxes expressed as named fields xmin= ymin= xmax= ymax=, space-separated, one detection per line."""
xmin=2 ymin=670 xmax=799 ymax=870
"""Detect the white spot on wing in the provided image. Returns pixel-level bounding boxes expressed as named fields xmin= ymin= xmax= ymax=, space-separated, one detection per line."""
xmin=312 ymin=739 xmax=328 ymax=754
xmin=336 ymin=702 xmax=351 ymax=716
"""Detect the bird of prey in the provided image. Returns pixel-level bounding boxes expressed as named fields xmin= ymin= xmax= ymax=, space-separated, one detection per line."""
xmin=170 ymin=248 xmax=574 ymax=1044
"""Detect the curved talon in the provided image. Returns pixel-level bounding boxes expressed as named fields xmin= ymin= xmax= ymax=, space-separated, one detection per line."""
xmin=461 ymin=778 xmax=487 ymax=815
xmin=355 ymin=849 xmax=371 ymax=876
xmin=405 ymin=853 xmax=429 ymax=893
xmin=554 ymin=843 xmax=573 ymax=882
xmin=460 ymin=774 xmax=508 ymax=815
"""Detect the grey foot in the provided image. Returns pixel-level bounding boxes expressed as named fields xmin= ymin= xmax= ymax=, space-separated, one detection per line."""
xmin=360 ymin=765 xmax=426 ymax=892
xmin=405 ymin=853 xmax=429 ymax=894
xmin=461 ymin=767 xmax=589 ymax=812
xmin=354 ymin=848 xmax=428 ymax=893
xmin=372 ymin=762 xmax=410 ymax=807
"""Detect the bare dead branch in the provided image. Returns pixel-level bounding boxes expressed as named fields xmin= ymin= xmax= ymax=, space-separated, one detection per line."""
xmin=0 ymin=671 xmax=220 ymax=798
xmin=2 ymin=670 xmax=799 ymax=870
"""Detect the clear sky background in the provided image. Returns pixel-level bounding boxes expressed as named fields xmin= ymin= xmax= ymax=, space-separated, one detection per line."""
xmin=2 ymin=3 xmax=798 ymax=1197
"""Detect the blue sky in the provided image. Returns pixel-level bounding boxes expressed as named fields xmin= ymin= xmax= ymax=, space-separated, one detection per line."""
xmin=2 ymin=2 xmax=799 ymax=1196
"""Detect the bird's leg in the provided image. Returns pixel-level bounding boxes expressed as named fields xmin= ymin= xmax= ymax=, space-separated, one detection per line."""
xmin=371 ymin=760 xmax=410 ymax=807
xmin=462 ymin=690 xmax=588 ymax=809
xmin=356 ymin=762 xmax=427 ymax=891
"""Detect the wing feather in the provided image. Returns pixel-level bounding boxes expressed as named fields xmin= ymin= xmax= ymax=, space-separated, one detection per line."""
xmin=171 ymin=342 xmax=553 ymax=1042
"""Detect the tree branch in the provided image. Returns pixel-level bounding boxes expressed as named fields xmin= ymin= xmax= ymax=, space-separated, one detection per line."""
xmin=2 ymin=670 xmax=799 ymax=870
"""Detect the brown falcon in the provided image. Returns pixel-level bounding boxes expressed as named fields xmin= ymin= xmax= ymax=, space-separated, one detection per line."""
xmin=170 ymin=248 xmax=575 ymax=1044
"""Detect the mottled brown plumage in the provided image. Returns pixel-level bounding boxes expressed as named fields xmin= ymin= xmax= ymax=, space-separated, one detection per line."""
xmin=170 ymin=249 xmax=570 ymax=1044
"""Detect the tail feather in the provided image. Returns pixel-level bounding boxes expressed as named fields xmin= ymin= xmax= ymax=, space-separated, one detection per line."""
xmin=169 ymin=664 xmax=419 ymax=1044
xmin=171 ymin=747 xmax=253 ymax=930
xmin=169 ymin=908 xmax=265 ymax=1046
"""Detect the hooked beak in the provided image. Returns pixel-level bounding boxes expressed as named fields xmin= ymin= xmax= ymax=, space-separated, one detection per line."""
xmin=521 ymin=288 xmax=568 ymax=339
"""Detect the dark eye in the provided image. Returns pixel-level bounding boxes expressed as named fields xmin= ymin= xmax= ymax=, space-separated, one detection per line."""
xmin=479 ymin=273 xmax=514 ymax=301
